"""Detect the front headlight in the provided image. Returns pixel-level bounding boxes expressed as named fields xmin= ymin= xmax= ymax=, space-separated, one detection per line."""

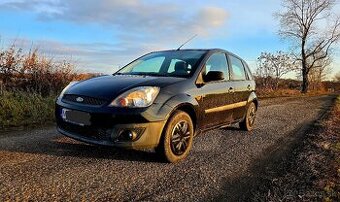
xmin=59 ymin=81 xmax=78 ymax=98
xmin=109 ymin=86 xmax=160 ymax=108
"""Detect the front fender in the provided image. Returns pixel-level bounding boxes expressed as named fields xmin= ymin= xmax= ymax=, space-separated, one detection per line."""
xmin=138 ymin=94 xmax=199 ymax=123
xmin=160 ymin=94 xmax=199 ymax=119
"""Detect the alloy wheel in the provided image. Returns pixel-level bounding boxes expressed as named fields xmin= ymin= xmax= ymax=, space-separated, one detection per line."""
xmin=170 ymin=120 xmax=191 ymax=155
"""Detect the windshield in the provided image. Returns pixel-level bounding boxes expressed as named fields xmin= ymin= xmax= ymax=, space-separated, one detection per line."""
xmin=116 ymin=50 xmax=206 ymax=77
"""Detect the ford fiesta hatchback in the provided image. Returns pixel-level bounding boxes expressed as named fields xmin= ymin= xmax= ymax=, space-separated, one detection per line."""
xmin=56 ymin=49 xmax=258 ymax=163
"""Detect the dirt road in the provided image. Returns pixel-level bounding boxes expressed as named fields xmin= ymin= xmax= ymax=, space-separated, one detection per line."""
xmin=0 ymin=95 xmax=335 ymax=201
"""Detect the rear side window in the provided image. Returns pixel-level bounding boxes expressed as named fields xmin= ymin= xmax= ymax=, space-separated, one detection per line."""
xmin=229 ymin=55 xmax=246 ymax=80
xmin=205 ymin=53 xmax=229 ymax=80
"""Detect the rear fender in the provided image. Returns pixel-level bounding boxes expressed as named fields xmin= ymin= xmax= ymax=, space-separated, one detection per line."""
xmin=247 ymin=92 xmax=259 ymax=109
xmin=240 ymin=92 xmax=259 ymax=121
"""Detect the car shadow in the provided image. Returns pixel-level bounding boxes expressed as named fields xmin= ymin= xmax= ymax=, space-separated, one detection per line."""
xmin=0 ymin=133 xmax=164 ymax=163
xmin=53 ymin=140 xmax=163 ymax=163
xmin=1 ymin=123 xmax=251 ymax=163
xmin=221 ymin=125 xmax=242 ymax=131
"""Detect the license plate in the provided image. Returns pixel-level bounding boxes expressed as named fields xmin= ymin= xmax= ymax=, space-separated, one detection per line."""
xmin=61 ymin=108 xmax=91 ymax=126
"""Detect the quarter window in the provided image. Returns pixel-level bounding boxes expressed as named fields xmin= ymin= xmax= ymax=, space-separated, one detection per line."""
xmin=229 ymin=55 xmax=246 ymax=80
xmin=205 ymin=53 xmax=229 ymax=80
xmin=243 ymin=62 xmax=253 ymax=80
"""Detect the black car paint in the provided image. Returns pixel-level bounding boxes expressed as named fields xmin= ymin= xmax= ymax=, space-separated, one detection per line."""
xmin=55 ymin=49 xmax=257 ymax=148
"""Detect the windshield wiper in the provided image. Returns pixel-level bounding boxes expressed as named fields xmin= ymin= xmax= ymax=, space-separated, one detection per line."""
xmin=114 ymin=72 xmax=168 ymax=77
xmin=140 ymin=73 xmax=168 ymax=77
xmin=113 ymin=72 xmax=124 ymax=76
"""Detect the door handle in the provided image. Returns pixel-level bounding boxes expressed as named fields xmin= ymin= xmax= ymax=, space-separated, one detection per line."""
xmin=228 ymin=87 xmax=234 ymax=93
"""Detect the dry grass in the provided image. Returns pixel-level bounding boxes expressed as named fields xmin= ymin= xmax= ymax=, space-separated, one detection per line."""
xmin=0 ymin=46 xmax=77 ymax=96
xmin=257 ymin=88 xmax=301 ymax=98
xmin=319 ymin=96 xmax=340 ymax=201
xmin=256 ymin=88 xmax=331 ymax=98
xmin=247 ymin=96 xmax=340 ymax=201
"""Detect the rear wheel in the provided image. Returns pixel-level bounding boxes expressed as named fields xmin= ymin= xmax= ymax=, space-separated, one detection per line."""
xmin=239 ymin=102 xmax=257 ymax=131
xmin=156 ymin=111 xmax=194 ymax=163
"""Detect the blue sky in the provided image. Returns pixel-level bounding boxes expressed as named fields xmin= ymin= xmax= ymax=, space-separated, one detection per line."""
xmin=0 ymin=0 xmax=339 ymax=77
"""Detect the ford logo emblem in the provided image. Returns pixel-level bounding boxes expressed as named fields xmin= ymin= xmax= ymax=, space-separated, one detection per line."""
xmin=76 ymin=97 xmax=84 ymax=102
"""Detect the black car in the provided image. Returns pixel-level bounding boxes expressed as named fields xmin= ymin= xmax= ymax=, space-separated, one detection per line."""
xmin=55 ymin=49 xmax=258 ymax=162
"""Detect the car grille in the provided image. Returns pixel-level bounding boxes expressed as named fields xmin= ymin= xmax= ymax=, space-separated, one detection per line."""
xmin=62 ymin=94 xmax=108 ymax=106
xmin=59 ymin=121 xmax=112 ymax=141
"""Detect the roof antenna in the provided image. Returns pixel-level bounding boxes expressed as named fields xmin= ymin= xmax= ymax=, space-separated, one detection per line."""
xmin=177 ymin=34 xmax=197 ymax=50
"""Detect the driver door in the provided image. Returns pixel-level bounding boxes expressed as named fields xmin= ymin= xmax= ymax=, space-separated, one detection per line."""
xmin=198 ymin=52 xmax=235 ymax=129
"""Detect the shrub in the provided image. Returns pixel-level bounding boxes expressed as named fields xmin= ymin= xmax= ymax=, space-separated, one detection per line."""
xmin=0 ymin=90 xmax=56 ymax=128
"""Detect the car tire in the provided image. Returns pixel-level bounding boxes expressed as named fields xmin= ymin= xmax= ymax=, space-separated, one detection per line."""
xmin=156 ymin=110 xmax=194 ymax=163
xmin=239 ymin=102 xmax=257 ymax=131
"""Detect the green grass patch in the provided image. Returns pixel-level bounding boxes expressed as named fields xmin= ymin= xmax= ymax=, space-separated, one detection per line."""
xmin=0 ymin=91 xmax=56 ymax=129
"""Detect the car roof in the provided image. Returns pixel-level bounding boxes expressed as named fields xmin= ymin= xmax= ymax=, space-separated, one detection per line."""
xmin=150 ymin=48 xmax=225 ymax=53
xmin=149 ymin=49 xmax=246 ymax=63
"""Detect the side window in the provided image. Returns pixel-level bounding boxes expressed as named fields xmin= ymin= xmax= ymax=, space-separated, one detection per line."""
xmin=132 ymin=57 xmax=165 ymax=73
xmin=229 ymin=55 xmax=246 ymax=80
xmin=168 ymin=59 xmax=192 ymax=73
xmin=205 ymin=53 xmax=229 ymax=80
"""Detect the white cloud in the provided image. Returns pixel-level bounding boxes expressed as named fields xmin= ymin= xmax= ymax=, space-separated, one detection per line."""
xmin=0 ymin=0 xmax=228 ymax=40
xmin=2 ymin=36 xmax=169 ymax=73
xmin=0 ymin=0 xmax=229 ymax=73
xmin=0 ymin=0 xmax=63 ymax=14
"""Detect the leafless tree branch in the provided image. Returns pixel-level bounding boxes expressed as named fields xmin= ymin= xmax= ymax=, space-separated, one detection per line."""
xmin=276 ymin=0 xmax=339 ymax=93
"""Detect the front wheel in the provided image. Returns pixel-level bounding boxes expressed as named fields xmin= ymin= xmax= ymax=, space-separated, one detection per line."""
xmin=239 ymin=102 xmax=257 ymax=131
xmin=156 ymin=111 xmax=194 ymax=163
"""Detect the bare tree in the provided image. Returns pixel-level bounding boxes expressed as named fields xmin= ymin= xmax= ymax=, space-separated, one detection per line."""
xmin=256 ymin=51 xmax=297 ymax=89
xmin=0 ymin=44 xmax=23 ymax=87
xmin=301 ymin=50 xmax=332 ymax=90
xmin=308 ymin=65 xmax=332 ymax=90
xmin=277 ymin=0 xmax=340 ymax=93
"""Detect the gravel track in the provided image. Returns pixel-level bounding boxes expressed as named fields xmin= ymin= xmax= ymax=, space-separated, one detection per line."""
xmin=0 ymin=95 xmax=335 ymax=201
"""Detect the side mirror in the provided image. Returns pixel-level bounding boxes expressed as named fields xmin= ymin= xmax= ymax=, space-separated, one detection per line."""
xmin=204 ymin=71 xmax=224 ymax=82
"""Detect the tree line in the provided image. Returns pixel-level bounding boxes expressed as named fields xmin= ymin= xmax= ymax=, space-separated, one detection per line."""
xmin=255 ymin=50 xmax=338 ymax=92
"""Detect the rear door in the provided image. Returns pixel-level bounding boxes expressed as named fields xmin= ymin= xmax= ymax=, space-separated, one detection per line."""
xmin=227 ymin=54 xmax=252 ymax=120
xmin=199 ymin=52 xmax=235 ymax=128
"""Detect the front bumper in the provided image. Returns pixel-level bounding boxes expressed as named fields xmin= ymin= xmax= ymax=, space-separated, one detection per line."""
xmin=57 ymin=121 xmax=165 ymax=149
xmin=55 ymin=99 xmax=169 ymax=149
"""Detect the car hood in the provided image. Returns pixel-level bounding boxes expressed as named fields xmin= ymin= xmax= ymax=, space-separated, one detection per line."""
xmin=65 ymin=75 xmax=185 ymax=100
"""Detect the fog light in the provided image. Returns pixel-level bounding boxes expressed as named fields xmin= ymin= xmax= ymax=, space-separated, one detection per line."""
xmin=127 ymin=130 xmax=136 ymax=140
xmin=113 ymin=127 xmax=146 ymax=142
xmin=120 ymin=130 xmax=137 ymax=141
